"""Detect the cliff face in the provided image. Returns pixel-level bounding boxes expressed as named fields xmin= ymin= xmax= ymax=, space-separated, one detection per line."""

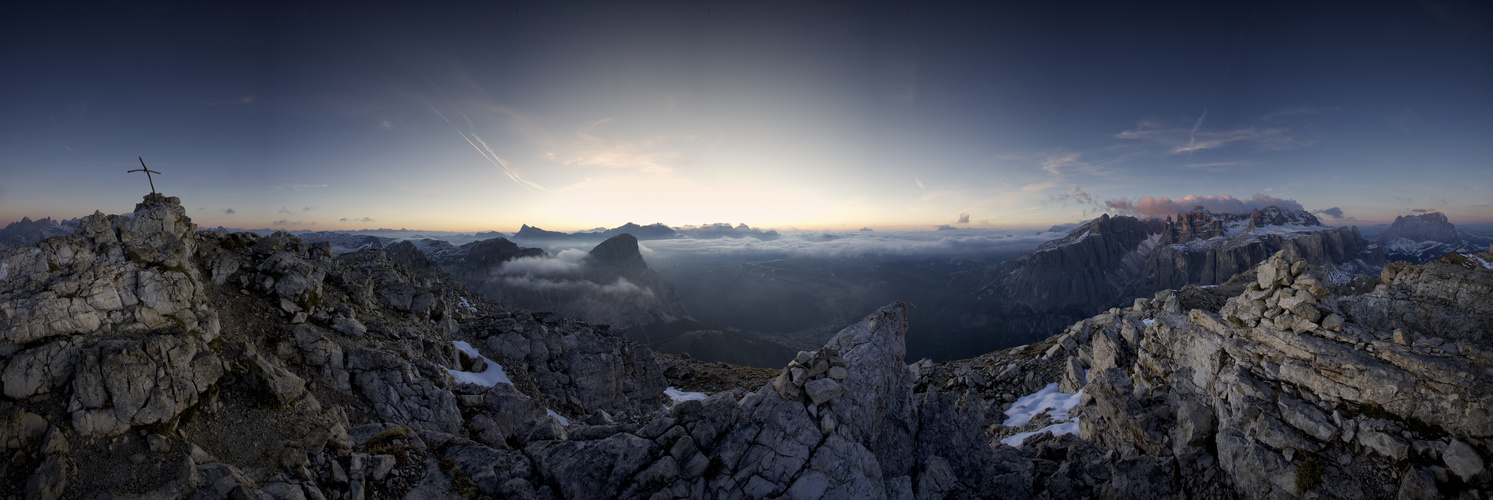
xmin=984 ymin=214 xmax=1167 ymax=315
xmin=1379 ymin=212 xmax=1462 ymax=245
xmin=1139 ymin=225 xmax=1380 ymax=292
xmin=980 ymin=207 xmax=1383 ymax=346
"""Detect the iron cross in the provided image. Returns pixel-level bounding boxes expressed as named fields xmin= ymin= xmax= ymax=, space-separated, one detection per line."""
xmin=127 ymin=157 xmax=162 ymax=195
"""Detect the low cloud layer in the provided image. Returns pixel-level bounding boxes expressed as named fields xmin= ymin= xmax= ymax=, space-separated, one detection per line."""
xmin=634 ymin=228 xmax=1068 ymax=262
xmin=498 ymin=249 xmax=588 ymax=275
xmin=1103 ymin=194 xmax=1304 ymax=217
xmin=498 ymin=275 xmax=655 ymax=299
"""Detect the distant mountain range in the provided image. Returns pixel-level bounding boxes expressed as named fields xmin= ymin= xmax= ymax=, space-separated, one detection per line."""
xmin=512 ymin=222 xmax=678 ymax=241
xmin=511 ymin=222 xmax=781 ymax=241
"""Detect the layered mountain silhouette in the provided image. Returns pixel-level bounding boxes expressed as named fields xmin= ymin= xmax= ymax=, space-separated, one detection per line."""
xmin=429 ymin=233 xmax=687 ymax=330
xmin=512 ymin=222 xmax=677 ymax=241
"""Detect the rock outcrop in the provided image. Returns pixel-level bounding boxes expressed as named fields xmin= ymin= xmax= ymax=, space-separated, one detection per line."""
xmin=1067 ymin=250 xmax=1493 ymax=498
xmin=2 ymin=193 xmax=1489 ymax=499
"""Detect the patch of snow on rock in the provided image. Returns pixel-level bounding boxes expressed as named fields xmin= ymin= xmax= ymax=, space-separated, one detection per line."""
xmin=665 ymin=387 xmax=708 ymax=402
xmin=1003 ymin=382 xmax=1082 ymax=427
xmin=1001 ymin=382 xmax=1083 ymax=447
xmin=445 ymin=340 xmax=512 ymax=386
xmin=546 ymin=408 xmax=570 ymax=426
xmin=1001 ymin=421 xmax=1080 ymax=447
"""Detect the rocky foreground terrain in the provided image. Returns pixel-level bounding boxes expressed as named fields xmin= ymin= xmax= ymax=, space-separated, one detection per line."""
xmin=1 ymin=194 xmax=1490 ymax=499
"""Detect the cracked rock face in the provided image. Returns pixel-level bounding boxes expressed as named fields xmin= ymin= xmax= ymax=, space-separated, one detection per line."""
xmin=4 ymin=193 xmax=1489 ymax=499
xmin=1074 ymin=250 xmax=1493 ymax=498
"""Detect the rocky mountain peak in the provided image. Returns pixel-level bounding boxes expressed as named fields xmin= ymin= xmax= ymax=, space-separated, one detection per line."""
xmin=1247 ymin=205 xmax=1323 ymax=229
xmin=1379 ymin=212 xmax=1462 ymax=245
xmin=587 ymin=233 xmax=647 ymax=270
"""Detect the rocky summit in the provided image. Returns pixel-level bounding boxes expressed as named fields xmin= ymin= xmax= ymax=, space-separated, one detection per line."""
xmin=2 ymin=194 xmax=1491 ymax=499
xmin=1375 ymin=213 xmax=1479 ymax=265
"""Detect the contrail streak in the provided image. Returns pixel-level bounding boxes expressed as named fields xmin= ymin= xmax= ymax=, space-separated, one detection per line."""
xmin=417 ymin=94 xmax=550 ymax=193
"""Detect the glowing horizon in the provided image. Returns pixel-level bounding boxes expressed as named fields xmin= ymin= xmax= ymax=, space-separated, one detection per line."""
xmin=3 ymin=3 xmax=1490 ymax=232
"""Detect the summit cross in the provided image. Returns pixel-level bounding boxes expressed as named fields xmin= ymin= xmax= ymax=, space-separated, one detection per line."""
xmin=127 ymin=157 xmax=162 ymax=195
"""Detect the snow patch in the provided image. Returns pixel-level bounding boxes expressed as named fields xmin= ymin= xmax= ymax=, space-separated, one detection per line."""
xmin=1004 ymin=383 xmax=1082 ymax=427
xmin=1467 ymin=254 xmax=1493 ymax=270
xmin=665 ymin=387 xmax=708 ymax=402
xmin=444 ymin=340 xmax=512 ymax=387
xmin=458 ymin=297 xmax=478 ymax=313
xmin=1142 ymin=318 xmax=1155 ymax=326
xmin=546 ymin=408 xmax=570 ymax=426
xmin=0 ymin=263 xmax=8 ymax=281
xmin=1001 ymin=421 xmax=1080 ymax=447
xmin=1001 ymin=382 xmax=1083 ymax=447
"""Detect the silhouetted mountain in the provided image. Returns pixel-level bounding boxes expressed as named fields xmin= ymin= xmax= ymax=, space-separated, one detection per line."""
xmin=512 ymin=224 xmax=573 ymax=240
xmin=512 ymin=222 xmax=678 ymax=241
xmin=427 ymin=234 xmax=687 ymax=330
xmin=1374 ymin=212 xmax=1479 ymax=263
xmin=0 ymin=216 xmax=78 ymax=249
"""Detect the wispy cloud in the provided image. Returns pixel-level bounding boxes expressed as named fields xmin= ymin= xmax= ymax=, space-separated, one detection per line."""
xmin=1021 ymin=181 xmax=1059 ymax=192
xmin=1043 ymin=186 xmax=1103 ymax=217
xmin=1116 ymin=118 xmax=1306 ymax=154
xmin=956 ymin=212 xmax=970 ymax=224
xmin=547 ymin=119 xmax=718 ymax=180
xmin=1185 ymin=109 xmax=1208 ymax=153
xmin=340 ymin=217 xmax=375 ymax=223
xmin=272 ymin=219 xmax=315 ymax=226
xmin=221 ymin=208 xmax=235 ymax=215
xmin=915 ymin=178 xmax=926 ymax=189
xmin=1039 ymin=151 xmax=1087 ymax=175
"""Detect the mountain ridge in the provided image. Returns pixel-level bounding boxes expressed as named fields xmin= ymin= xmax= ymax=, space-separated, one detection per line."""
xmin=0 ymin=193 xmax=1488 ymax=497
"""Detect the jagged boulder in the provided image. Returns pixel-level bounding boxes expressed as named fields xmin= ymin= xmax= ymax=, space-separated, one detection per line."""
xmin=1077 ymin=249 xmax=1493 ymax=498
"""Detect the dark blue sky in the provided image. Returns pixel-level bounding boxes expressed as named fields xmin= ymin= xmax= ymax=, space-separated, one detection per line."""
xmin=3 ymin=1 xmax=1490 ymax=230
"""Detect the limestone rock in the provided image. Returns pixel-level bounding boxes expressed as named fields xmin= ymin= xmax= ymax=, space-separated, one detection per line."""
xmin=69 ymin=335 xmax=223 ymax=437
xmin=1442 ymin=438 xmax=1485 ymax=482
xmin=248 ymin=353 xmax=308 ymax=405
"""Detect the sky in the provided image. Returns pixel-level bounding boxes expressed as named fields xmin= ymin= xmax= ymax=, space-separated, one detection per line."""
xmin=2 ymin=1 xmax=1491 ymax=231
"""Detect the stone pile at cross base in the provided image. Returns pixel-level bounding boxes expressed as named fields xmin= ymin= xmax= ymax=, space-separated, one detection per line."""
xmin=0 ymin=193 xmax=1490 ymax=499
